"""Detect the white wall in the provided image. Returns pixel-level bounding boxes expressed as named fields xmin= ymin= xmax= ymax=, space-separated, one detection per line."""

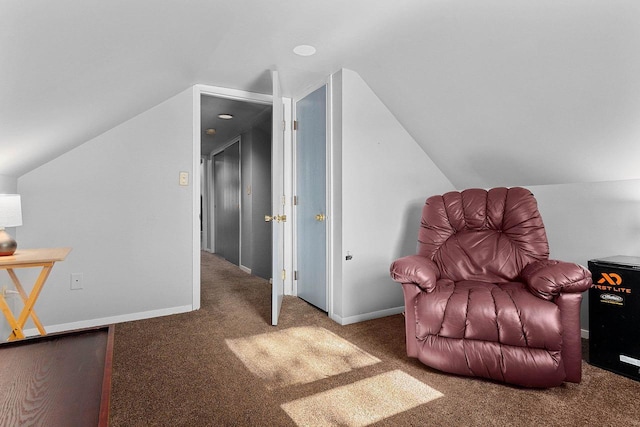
xmin=325 ymin=68 xmax=640 ymax=332
xmin=0 ymin=175 xmax=17 ymax=193
xmin=331 ymin=69 xmax=455 ymax=324
xmin=13 ymin=87 xmax=195 ymax=335
xmin=528 ymin=179 xmax=640 ymax=333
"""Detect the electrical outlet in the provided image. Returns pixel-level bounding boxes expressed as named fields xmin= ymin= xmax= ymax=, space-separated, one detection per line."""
xmin=70 ymin=273 xmax=83 ymax=290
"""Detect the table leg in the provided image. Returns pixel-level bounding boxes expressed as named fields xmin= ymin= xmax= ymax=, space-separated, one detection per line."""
xmin=9 ymin=264 xmax=53 ymax=341
xmin=7 ymin=268 xmax=47 ymax=336
xmin=0 ymin=293 xmax=25 ymax=340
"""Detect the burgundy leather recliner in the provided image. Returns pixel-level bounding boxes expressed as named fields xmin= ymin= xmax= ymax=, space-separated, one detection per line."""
xmin=390 ymin=187 xmax=592 ymax=387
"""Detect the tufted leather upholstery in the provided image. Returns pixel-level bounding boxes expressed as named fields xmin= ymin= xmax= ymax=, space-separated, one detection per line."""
xmin=391 ymin=187 xmax=592 ymax=387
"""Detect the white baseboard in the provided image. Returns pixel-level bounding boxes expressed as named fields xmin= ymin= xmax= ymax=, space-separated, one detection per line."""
xmin=331 ymin=305 xmax=405 ymax=326
xmin=239 ymin=265 xmax=251 ymax=274
xmin=22 ymin=304 xmax=194 ymax=338
xmin=581 ymin=328 xmax=589 ymax=339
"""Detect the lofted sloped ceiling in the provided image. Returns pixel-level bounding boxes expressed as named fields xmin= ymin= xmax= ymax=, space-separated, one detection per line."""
xmin=2 ymin=0 xmax=640 ymax=188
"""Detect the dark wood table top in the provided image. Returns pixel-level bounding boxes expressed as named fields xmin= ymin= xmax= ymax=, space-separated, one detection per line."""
xmin=0 ymin=325 xmax=114 ymax=427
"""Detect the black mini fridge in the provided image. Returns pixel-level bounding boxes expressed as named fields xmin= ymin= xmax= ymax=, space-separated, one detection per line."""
xmin=588 ymin=256 xmax=640 ymax=381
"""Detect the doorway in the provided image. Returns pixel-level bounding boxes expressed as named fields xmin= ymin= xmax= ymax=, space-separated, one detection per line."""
xmin=201 ymin=96 xmax=273 ymax=279
xmin=193 ymin=82 xmax=293 ymax=325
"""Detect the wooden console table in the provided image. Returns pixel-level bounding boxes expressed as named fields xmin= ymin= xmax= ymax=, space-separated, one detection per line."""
xmin=0 ymin=325 xmax=114 ymax=426
xmin=0 ymin=247 xmax=72 ymax=341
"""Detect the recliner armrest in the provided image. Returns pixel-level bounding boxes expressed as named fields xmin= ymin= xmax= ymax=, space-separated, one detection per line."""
xmin=521 ymin=259 xmax=592 ymax=300
xmin=390 ymin=255 xmax=440 ymax=292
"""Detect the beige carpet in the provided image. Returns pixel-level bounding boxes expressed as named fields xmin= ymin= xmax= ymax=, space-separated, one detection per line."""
xmin=281 ymin=370 xmax=443 ymax=427
xmin=226 ymin=326 xmax=381 ymax=390
xmin=109 ymin=252 xmax=640 ymax=426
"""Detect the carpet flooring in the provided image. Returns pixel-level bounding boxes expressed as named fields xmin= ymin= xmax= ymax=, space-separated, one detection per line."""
xmin=109 ymin=252 xmax=640 ymax=426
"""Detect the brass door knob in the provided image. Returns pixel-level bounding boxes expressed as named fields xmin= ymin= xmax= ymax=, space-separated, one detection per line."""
xmin=315 ymin=213 xmax=326 ymax=222
xmin=265 ymin=214 xmax=287 ymax=223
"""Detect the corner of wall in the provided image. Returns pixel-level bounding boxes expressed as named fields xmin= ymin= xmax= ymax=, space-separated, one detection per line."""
xmin=332 ymin=67 xmax=454 ymax=322
xmin=329 ymin=70 xmax=344 ymax=318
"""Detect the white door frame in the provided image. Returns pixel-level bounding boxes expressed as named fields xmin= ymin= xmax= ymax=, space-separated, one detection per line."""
xmin=192 ymin=84 xmax=293 ymax=310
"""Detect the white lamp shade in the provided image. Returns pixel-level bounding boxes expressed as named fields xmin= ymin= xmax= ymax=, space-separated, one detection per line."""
xmin=0 ymin=194 xmax=22 ymax=227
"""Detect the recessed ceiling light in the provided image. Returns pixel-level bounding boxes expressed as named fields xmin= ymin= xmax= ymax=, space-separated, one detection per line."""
xmin=293 ymin=45 xmax=316 ymax=57
xmin=205 ymin=128 xmax=216 ymax=135
xmin=218 ymin=114 xmax=233 ymax=120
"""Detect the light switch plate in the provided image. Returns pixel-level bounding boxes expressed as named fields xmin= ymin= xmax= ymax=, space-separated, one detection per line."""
xmin=179 ymin=171 xmax=189 ymax=186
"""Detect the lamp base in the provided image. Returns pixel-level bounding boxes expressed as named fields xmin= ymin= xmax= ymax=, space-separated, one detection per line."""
xmin=0 ymin=229 xmax=17 ymax=256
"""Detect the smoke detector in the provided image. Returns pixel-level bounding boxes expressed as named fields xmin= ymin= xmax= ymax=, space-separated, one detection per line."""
xmin=293 ymin=45 xmax=316 ymax=56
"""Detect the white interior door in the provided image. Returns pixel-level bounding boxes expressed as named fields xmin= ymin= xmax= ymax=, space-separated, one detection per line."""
xmin=295 ymin=85 xmax=327 ymax=311
xmin=271 ymin=71 xmax=285 ymax=325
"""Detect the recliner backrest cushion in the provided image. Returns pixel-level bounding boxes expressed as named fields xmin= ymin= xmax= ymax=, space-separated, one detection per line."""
xmin=417 ymin=187 xmax=550 ymax=283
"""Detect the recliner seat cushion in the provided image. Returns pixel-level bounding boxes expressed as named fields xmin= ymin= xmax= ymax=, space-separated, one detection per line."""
xmin=413 ymin=280 xmax=565 ymax=387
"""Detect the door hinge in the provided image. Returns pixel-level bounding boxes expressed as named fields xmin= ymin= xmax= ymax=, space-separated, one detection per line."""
xmin=282 ymin=120 xmax=286 ymax=131
xmin=282 ymin=270 xmax=286 ymax=280
xmin=294 ymin=270 xmax=298 ymax=280
xmin=293 ymin=195 xmax=298 ymax=206
xmin=282 ymin=195 xmax=286 ymax=206
xmin=293 ymin=120 xmax=298 ymax=131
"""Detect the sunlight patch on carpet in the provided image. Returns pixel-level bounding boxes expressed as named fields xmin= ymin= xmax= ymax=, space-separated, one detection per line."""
xmin=225 ymin=326 xmax=381 ymax=389
xmin=281 ymin=370 xmax=443 ymax=427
